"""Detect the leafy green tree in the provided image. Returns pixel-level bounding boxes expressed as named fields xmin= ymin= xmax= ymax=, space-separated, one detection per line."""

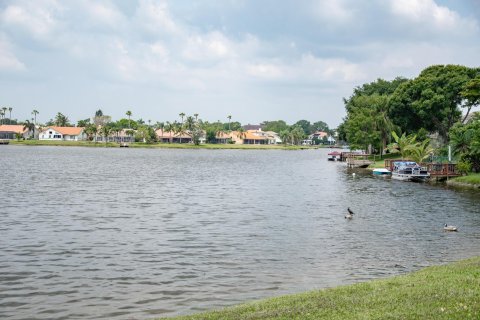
xmin=116 ymin=118 xmax=138 ymax=130
xmin=54 ymin=112 xmax=70 ymax=126
xmin=461 ymin=78 xmax=480 ymax=123
xmin=450 ymin=114 xmax=480 ymax=172
xmin=293 ymin=120 xmax=312 ymax=135
xmin=77 ymin=118 xmax=91 ymax=127
xmin=262 ymin=120 xmax=289 ymax=133
xmin=389 ymin=65 xmax=480 ymax=142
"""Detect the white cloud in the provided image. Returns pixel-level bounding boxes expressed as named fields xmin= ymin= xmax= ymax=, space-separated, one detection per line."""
xmin=1 ymin=1 xmax=61 ymax=39
xmin=134 ymin=0 xmax=180 ymax=35
xmin=314 ymin=0 xmax=352 ymax=23
xmin=0 ymin=35 xmax=25 ymax=71
xmin=390 ymin=0 xmax=478 ymax=32
xmin=80 ymin=1 xmax=125 ymax=29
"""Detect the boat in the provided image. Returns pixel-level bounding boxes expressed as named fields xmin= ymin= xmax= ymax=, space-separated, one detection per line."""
xmin=373 ymin=168 xmax=391 ymax=176
xmin=327 ymin=151 xmax=341 ymax=161
xmin=391 ymin=161 xmax=429 ymax=182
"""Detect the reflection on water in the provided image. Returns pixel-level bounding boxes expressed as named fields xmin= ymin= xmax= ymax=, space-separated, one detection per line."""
xmin=0 ymin=146 xmax=479 ymax=319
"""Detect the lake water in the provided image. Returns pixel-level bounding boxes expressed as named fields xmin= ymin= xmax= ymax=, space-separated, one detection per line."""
xmin=1 ymin=146 xmax=479 ymax=320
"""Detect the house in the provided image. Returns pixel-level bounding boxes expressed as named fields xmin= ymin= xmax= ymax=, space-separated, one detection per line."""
xmin=215 ymin=131 xmax=233 ymax=144
xmin=39 ymin=126 xmax=86 ymax=141
xmin=155 ymin=129 xmax=192 ymax=143
xmin=305 ymin=131 xmax=335 ymax=145
xmin=231 ymin=130 xmax=277 ymax=145
xmin=242 ymin=124 xmax=263 ymax=131
xmin=0 ymin=125 xmax=32 ymax=140
xmin=94 ymin=129 xmax=135 ymax=143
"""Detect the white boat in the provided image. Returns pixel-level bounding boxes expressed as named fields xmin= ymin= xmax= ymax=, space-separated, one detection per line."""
xmin=391 ymin=161 xmax=429 ymax=182
xmin=373 ymin=168 xmax=391 ymax=176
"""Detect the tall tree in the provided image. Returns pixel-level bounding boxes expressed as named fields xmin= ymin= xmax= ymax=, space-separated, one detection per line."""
xmin=54 ymin=112 xmax=70 ymax=126
xmin=126 ymin=110 xmax=132 ymax=129
xmin=8 ymin=107 xmax=12 ymax=124
xmin=389 ymin=65 xmax=480 ymax=142
xmin=32 ymin=109 xmax=39 ymax=125
xmin=179 ymin=112 xmax=185 ymax=124
xmin=461 ymin=78 xmax=480 ymax=123
xmin=227 ymin=115 xmax=232 ymax=131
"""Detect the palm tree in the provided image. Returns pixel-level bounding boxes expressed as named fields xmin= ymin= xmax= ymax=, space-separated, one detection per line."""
xmin=101 ymin=125 xmax=111 ymax=146
xmin=406 ymin=139 xmax=434 ymax=164
xmin=279 ymin=129 xmax=290 ymax=146
xmin=23 ymin=120 xmax=35 ymax=139
xmin=0 ymin=110 xmax=4 ymax=125
xmin=126 ymin=110 xmax=132 ymax=129
xmin=32 ymin=109 xmax=39 ymax=125
xmin=179 ymin=112 xmax=185 ymax=124
xmin=227 ymin=115 xmax=232 ymax=131
xmin=8 ymin=107 xmax=12 ymax=124
xmin=2 ymin=107 xmax=7 ymax=124
xmin=388 ymin=132 xmax=417 ymax=159
xmin=164 ymin=121 xmax=173 ymax=143
xmin=194 ymin=113 xmax=199 ymax=121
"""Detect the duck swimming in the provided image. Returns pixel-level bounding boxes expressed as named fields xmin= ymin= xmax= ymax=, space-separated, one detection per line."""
xmin=345 ymin=207 xmax=354 ymax=219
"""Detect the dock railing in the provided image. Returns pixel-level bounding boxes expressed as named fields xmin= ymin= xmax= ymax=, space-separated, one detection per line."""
xmin=384 ymin=159 xmax=460 ymax=178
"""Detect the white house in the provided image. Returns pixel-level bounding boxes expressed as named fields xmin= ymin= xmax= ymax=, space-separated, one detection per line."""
xmin=39 ymin=126 xmax=86 ymax=141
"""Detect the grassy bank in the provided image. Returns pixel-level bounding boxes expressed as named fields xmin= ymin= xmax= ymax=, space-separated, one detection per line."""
xmin=9 ymin=140 xmax=313 ymax=150
xmin=161 ymin=257 xmax=480 ymax=320
xmin=447 ymin=173 xmax=480 ymax=189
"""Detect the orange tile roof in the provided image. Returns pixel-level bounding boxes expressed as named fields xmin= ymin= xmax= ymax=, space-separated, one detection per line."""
xmin=42 ymin=126 xmax=84 ymax=135
xmin=243 ymin=131 xmax=267 ymax=140
xmin=0 ymin=125 xmax=28 ymax=134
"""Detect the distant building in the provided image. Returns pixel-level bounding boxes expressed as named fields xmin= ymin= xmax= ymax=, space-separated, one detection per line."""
xmin=0 ymin=125 xmax=32 ymax=140
xmin=39 ymin=126 xmax=86 ymax=141
xmin=242 ymin=124 xmax=263 ymax=131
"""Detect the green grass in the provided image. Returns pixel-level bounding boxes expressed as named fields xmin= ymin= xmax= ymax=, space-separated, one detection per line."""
xmin=9 ymin=140 xmax=313 ymax=150
xmin=450 ymin=173 xmax=480 ymax=185
xmin=160 ymin=257 xmax=480 ymax=320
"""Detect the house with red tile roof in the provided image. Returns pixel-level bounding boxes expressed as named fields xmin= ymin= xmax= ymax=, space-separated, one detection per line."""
xmin=0 ymin=125 xmax=32 ymax=140
xmin=39 ymin=126 xmax=86 ymax=141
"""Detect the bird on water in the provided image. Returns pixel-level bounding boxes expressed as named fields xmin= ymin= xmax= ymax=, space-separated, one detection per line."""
xmin=444 ymin=223 xmax=458 ymax=232
xmin=345 ymin=207 xmax=354 ymax=219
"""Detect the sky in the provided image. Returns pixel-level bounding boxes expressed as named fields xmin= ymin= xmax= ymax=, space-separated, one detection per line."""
xmin=0 ymin=0 xmax=479 ymax=128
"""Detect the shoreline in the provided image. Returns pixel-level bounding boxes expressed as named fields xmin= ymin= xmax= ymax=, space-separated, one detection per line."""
xmin=160 ymin=256 xmax=480 ymax=320
xmin=7 ymin=140 xmax=319 ymax=150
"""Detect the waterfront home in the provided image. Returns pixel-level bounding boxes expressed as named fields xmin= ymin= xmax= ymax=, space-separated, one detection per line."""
xmin=155 ymin=129 xmax=192 ymax=143
xmin=0 ymin=124 xmax=33 ymax=140
xmin=39 ymin=126 xmax=86 ymax=141
xmin=304 ymin=131 xmax=336 ymax=145
xmin=215 ymin=132 xmax=233 ymax=144
xmin=94 ymin=129 xmax=135 ymax=143
xmin=239 ymin=130 xmax=276 ymax=145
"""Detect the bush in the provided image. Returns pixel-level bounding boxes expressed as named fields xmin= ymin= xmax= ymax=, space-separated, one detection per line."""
xmin=457 ymin=160 xmax=472 ymax=175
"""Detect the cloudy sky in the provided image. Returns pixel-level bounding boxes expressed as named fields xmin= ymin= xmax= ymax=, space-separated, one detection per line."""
xmin=1 ymin=0 xmax=479 ymax=127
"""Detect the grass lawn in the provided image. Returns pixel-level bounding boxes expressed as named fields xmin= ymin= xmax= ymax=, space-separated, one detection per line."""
xmin=450 ymin=173 xmax=480 ymax=185
xmin=160 ymin=257 xmax=480 ymax=320
xmin=9 ymin=140 xmax=314 ymax=150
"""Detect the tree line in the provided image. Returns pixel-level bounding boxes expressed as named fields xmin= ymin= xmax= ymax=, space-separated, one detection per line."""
xmin=10 ymin=108 xmax=333 ymax=146
xmin=337 ymin=64 xmax=480 ymax=172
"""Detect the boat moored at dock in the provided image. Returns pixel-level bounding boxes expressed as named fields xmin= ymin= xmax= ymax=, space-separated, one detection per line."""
xmin=390 ymin=161 xmax=429 ymax=182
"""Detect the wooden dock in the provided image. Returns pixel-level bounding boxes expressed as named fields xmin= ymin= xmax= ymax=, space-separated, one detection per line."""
xmin=345 ymin=153 xmax=374 ymax=168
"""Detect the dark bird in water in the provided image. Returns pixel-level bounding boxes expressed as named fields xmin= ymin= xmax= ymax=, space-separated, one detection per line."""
xmin=345 ymin=207 xmax=354 ymax=219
